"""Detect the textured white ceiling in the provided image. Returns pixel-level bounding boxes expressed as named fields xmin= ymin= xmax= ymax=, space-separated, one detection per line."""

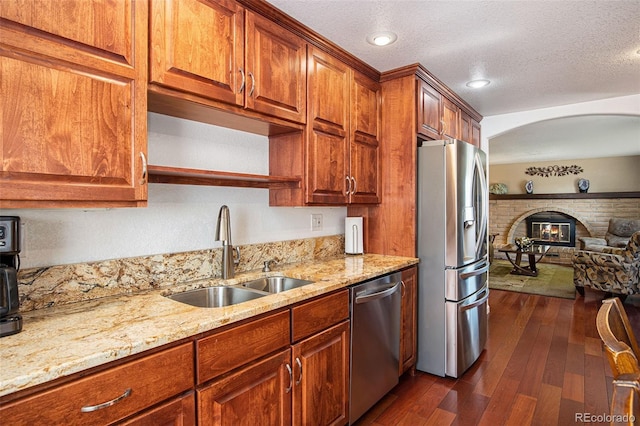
xmin=269 ymin=0 xmax=640 ymax=117
xmin=268 ymin=0 xmax=640 ymax=161
xmin=489 ymin=115 xmax=640 ymax=164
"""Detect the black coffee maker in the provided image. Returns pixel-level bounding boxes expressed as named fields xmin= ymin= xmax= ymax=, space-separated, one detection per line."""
xmin=1 ymin=216 xmax=22 ymax=337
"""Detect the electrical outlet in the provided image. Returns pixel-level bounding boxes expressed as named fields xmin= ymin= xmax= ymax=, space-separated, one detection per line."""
xmin=311 ymin=214 xmax=323 ymax=231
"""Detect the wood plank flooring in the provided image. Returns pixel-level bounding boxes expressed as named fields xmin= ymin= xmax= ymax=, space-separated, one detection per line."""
xmin=355 ymin=288 xmax=640 ymax=426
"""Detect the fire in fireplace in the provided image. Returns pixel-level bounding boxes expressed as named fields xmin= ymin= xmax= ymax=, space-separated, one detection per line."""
xmin=526 ymin=212 xmax=576 ymax=247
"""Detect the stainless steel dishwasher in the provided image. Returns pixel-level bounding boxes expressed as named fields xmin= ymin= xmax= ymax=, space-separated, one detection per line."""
xmin=349 ymin=271 xmax=402 ymax=424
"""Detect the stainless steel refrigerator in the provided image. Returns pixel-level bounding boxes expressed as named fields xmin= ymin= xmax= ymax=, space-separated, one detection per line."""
xmin=416 ymin=139 xmax=489 ymax=378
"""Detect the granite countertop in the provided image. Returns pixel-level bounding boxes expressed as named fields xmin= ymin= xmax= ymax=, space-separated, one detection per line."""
xmin=0 ymin=254 xmax=418 ymax=398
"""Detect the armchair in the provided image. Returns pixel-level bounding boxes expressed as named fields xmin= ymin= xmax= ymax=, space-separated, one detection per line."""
xmin=573 ymin=231 xmax=640 ymax=299
xmin=579 ymin=217 xmax=640 ymax=252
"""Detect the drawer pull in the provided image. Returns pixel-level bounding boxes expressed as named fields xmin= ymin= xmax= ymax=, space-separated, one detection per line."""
xmin=80 ymin=388 xmax=132 ymax=413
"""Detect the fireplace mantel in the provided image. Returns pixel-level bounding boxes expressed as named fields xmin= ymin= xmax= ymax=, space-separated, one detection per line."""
xmin=490 ymin=191 xmax=640 ymax=200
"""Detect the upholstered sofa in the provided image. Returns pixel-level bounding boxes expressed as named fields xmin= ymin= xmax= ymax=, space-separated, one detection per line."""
xmin=573 ymin=231 xmax=640 ymax=299
xmin=579 ymin=218 xmax=640 ymax=252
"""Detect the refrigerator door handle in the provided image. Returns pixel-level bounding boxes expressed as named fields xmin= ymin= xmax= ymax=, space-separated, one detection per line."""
xmin=474 ymin=151 xmax=488 ymax=257
xmin=460 ymin=288 xmax=489 ymax=312
xmin=459 ymin=261 xmax=490 ymax=280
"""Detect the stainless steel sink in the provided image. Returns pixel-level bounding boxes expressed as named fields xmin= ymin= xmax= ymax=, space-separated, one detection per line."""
xmin=166 ymin=286 xmax=267 ymax=308
xmin=242 ymin=276 xmax=314 ymax=293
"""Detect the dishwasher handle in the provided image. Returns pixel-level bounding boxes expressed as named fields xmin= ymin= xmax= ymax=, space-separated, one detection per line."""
xmin=355 ymin=282 xmax=401 ymax=304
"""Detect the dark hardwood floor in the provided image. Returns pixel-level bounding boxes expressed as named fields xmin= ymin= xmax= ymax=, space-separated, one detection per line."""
xmin=356 ymin=288 xmax=640 ymax=426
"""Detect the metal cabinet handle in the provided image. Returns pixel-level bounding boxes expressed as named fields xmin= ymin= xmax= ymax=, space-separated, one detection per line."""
xmin=248 ymin=72 xmax=255 ymax=97
xmin=239 ymin=68 xmax=246 ymax=93
xmin=345 ymin=176 xmax=351 ymax=195
xmin=440 ymin=119 xmax=446 ymax=135
xmin=285 ymin=363 xmax=293 ymax=393
xmin=139 ymin=152 xmax=147 ymax=185
xmin=351 ymin=177 xmax=356 ymax=194
xmin=401 ymin=280 xmax=406 ymax=297
xmin=295 ymin=357 xmax=303 ymax=385
xmin=81 ymin=388 xmax=132 ymax=412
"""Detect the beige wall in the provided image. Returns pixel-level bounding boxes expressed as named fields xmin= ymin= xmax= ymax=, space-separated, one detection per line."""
xmin=489 ymin=156 xmax=640 ymax=194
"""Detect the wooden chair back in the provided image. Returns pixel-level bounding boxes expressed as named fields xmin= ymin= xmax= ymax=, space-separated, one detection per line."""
xmin=596 ymin=298 xmax=640 ymax=378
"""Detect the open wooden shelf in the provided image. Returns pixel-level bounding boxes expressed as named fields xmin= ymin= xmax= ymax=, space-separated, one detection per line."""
xmin=490 ymin=191 xmax=640 ymax=200
xmin=147 ymin=165 xmax=301 ymax=189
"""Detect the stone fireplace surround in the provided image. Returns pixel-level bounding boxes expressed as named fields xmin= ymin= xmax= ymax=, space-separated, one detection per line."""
xmin=489 ymin=195 xmax=640 ymax=265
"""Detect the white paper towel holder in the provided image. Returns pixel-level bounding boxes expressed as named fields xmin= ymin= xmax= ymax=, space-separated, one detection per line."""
xmin=345 ymin=217 xmax=364 ymax=254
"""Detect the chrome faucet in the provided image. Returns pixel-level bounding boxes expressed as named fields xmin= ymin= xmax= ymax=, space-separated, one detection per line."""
xmin=215 ymin=205 xmax=240 ymax=279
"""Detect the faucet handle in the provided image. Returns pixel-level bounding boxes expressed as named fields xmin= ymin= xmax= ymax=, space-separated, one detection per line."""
xmin=234 ymin=247 xmax=241 ymax=266
xmin=262 ymin=260 xmax=274 ymax=272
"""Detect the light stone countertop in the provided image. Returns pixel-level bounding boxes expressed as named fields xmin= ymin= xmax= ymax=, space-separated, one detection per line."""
xmin=0 ymin=254 xmax=418 ymax=398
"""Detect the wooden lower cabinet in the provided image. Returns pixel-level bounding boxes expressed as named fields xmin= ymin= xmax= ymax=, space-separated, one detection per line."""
xmin=400 ymin=267 xmax=418 ymax=375
xmin=0 ymin=343 xmax=194 ymax=426
xmin=292 ymin=320 xmax=350 ymax=426
xmin=197 ymin=349 xmax=293 ymax=426
xmin=122 ymin=392 xmax=196 ymax=426
xmin=195 ymin=290 xmax=350 ymax=425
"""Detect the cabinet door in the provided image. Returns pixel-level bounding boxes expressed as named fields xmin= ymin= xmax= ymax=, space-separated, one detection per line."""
xmin=400 ymin=267 xmax=418 ymax=375
xmin=0 ymin=0 xmax=147 ymax=207
xmin=349 ymin=72 xmax=381 ymax=204
xmin=149 ymin=0 xmax=244 ymax=106
xmin=460 ymin=110 xmax=472 ymax=144
xmin=306 ymin=47 xmax=350 ymax=204
xmin=122 ymin=393 xmax=196 ymax=426
xmin=471 ymin=119 xmax=482 ymax=148
xmin=441 ymin=97 xmax=460 ymax=140
xmin=292 ymin=320 xmax=350 ymax=426
xmin=416 ymin=79 xmax=441 ymax=140
xmin=197 ymin=349 xmax=292 ymax=426
xmin=245 ymin=11 xmax=307 ymax=123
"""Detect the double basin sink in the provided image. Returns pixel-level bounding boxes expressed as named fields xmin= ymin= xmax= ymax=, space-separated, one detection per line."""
xmin=166 ymin=276 xmax=314 ymax=308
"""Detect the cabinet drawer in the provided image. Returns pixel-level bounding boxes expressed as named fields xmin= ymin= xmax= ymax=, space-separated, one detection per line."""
xmin=0 ymin=343 xmax=194 ymax=426
xmin=197 ymin=310 xmax=290 ymax=384
xmin=292 ymin=289 xmax=349 ymax=342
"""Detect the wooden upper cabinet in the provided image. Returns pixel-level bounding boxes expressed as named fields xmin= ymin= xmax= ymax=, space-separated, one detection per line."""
xmin=460 ymin=110 xmax=481 ymax=147
xmin=471 ymin=119 xmax=482 ymax=147
xmin=349 ymin=72 xmax=381 ymax=204
xmin=460 ymin=110 xmax=472 ymax=144
xmin=306 ymin=47 xmax=350 ymax=205
xmin=149 ymin=0 xmax=244 ymax=105
xmin=0 ymin=0 xmax=148 ymax=207
xmin=149 ymin=0 xmax=306 ymax=124
xmin=305 ymin=47 xmax=380 ymax=205
xmin=417 ymin=80 xmax=442 ymax=140
xmin=441 ymin=96 xmax=460 ymax=140
xmin=245 ymin=11 xmax=307 ymax=123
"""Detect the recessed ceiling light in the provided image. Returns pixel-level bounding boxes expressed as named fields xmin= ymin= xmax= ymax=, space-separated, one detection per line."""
xmin=366 ymin=32 xmax=397 ymax=46
xmin=466 ymin=79 xmax=491 ymax=89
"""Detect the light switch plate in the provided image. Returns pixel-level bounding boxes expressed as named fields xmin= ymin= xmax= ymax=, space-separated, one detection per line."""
xmin=311 ymin=214 xmax=323 ymax=231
